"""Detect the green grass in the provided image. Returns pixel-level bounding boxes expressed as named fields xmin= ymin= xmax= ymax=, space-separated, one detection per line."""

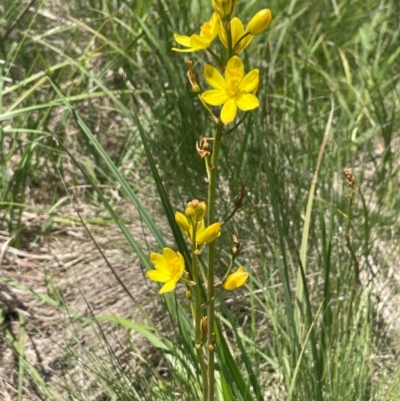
xmin=1 ymin=0 xmax=400 ymax=400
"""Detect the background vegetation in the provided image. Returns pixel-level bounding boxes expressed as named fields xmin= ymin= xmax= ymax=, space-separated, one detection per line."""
xmin=1 ymin=0 xmax=399 ymax=400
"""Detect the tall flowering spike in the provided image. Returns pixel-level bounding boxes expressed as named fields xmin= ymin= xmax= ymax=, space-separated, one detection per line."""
xmin=223 ymin=267 xmax=249 ymax=290
xmin=172 ymin=12 xmax=220 ymax=53
xmin=201 ymin=56 xmax=259 ymax=125
xmin=147 ymin=248 xmax=185 ymax=294
xmin=219 ymin=17 xmax=254 ymax=53
xmin=247 ymin=9 xmax=272 ymax=35
xmin=212 ymin=0 xmax=238 ymax=17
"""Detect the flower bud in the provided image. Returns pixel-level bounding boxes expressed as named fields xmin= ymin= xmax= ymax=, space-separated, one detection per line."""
xmin=196 ymin=222 xmax=221 ymax=244
xmin=185 ymin=202 xmax=196 ymax=225
xmin=247 ymin=9 xmax=272 ymax=35
xmin=223 ymin=267 xmax=249 ymax=290
xmin=175 ymin=211 xmax=190 ymax=232
xmin=195 ymin=201 xmax=207 ymax=221
xmin=185 ymin=199 xmax=207 ymax=224
xmin=212 ymin=0 xmax=238 ymax=16
xmin=231 ymin=246 xmax=240 ymax=257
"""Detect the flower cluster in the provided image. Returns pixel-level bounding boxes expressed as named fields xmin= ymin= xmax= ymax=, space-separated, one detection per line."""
xmin=147 ymin=0 xmax=268 ymax=296
xmin=175 ymin=199 xmax=221 ymax=247
xmin=147 ymin=199 xmax=249 ymax=294
xmin=172 ymin=1 xmax=272 ymax=125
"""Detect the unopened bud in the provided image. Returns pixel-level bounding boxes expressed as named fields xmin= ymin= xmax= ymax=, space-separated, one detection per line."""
xmin=223 ymin=267 xmax=249 ymax=290
xmin=175 ymin=211 xmax=190 ymax=232
xmin=185 ymin=202 xmax=196 ymax=224
xmin=247 ymin=9 xmax=272 ymax=35
xmin=212 ymin=0 xmax=238 ymax=16
xmin=197 ymin=222 xmax=221 ymax=244
xmin=185 ymin=199 xmax=207 ymax=224
xmin=231 ymin=246 xmax=240 ymax=257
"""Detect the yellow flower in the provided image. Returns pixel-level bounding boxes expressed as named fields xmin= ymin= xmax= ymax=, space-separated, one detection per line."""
xmin=172 ymin=12 xmax=219 ymax=53
xmin=147 ymin=248 xmax=185 ymax=294
xmin=196 ymin=222 xmax=221 ymax=245
xmin=247 ymin=9 xmax=272 ymax=35
xmin=201 ymin=56 xmax=259 ymax=125
xmin=223 ymin=267 xmax=249 ymax=290
xmin=219 ymin=17 xmax=254 ymax=53
xmin=212 ymin=0 xmax=238 ymax=16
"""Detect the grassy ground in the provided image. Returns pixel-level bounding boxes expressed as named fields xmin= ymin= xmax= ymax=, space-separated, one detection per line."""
xmin=1 ymin=0 xmax=400 ymax=400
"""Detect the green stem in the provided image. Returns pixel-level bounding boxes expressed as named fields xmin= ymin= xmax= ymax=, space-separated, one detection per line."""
xmin=196 ymin=341 xmax=208 ymax=401
xmin=222 ymin=256 xmax=235 ymax=281
xmin=345 ymin=186 xmax=359 ymax=328
xmin=222 ymin=206 xmax=239 ymax=226
xmin=222 ymin=111 xmax=249 ymax=137
xmin=207 ymin=121 xmax=223 ymax=401
xmin=233 ymin=31 xmax=251 ymax=53
xmin=206 ymin=48 xmax=225 ymax=71
xmin=192 ymin=231 xmax=208 ymax=401
xmin=226 ymin=17 xmax=233 ymax=61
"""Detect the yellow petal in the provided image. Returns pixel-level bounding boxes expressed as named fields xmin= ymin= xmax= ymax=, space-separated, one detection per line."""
xmin=147 ymin=269 xmax=171 ymax=282
xmin=163 ymin=247 xmax=178 ymax=262
xmin=173 ymin=34 xmax=191 ymax=47
xmin=176 ymin=252 xmax=185 ymax=274
xmin=150 ymin=253 xmax=168 ymax=270
xmin=172 ymin=34 xmax=210 ymax=53
xmin=172 ymin=46 xmax=204 ymax=53
xmin=204 ymin=64 xmax=227 ymax=90
xmin=218 ymin=21 xmax=227 ymax=48
xmin=234 ymin=34 xmax=253 ymax=53
xmin=238 ymin=69 xmax=259 ymax=92
xmin=190 ymin=34 xmax=211 ymax=49
xmin=225 ymin=56 xmax=244 ymax=87
xmin=230 ymin=18 xmax=245 ymax=49
xmin=208 ymin=12 xmax=221 ymax=38
xmin=196 ymin=222 xmax=221 ymax=244
xmin=220 ymin=98 xmax=237 ymax=124
xmin=201 ymin=89 xmax=230 ymax=106
xmin=235 ymin=93 xmax=259 ymax=111
xmin=194 ymin=219 xmax=206 ymax=238
xmin=159 ymin=279 xmax=177 ymax=294
xmin=223 ymin=267 xmax=249 ymax=290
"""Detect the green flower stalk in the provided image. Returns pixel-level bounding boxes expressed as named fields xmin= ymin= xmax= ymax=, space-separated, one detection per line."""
xmin=147 ymin=4 xmax=272 ymax=401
